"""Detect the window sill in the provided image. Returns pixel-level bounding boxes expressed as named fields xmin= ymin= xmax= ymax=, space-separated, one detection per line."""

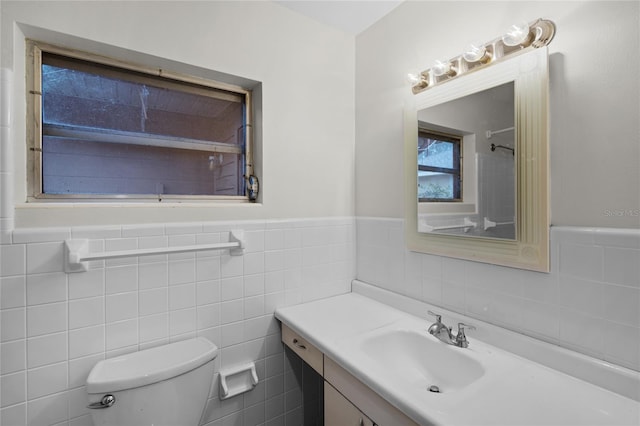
xmin=14 ymin=201 xmax=263 ymax=228
xmin=19 ymin=200 xmax=259 ymax=208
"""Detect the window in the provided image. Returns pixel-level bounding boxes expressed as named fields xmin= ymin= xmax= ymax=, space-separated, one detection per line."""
xmin=417 ymin=130 xmax=462 ymax=202
xmin=27 ymin=41 xmax=254 ymax=201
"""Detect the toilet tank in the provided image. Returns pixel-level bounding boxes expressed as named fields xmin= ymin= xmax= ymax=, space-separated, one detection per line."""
xmin=87 ymin=337 xmax=218 ymax=426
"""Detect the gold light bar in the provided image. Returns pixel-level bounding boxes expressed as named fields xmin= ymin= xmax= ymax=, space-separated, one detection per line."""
xmin=410 ymin=18 xmax=556 ymax=94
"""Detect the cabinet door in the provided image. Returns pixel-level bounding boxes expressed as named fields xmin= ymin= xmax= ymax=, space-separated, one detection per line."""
xmin=324 ymin=381 xmax=374 ymax=426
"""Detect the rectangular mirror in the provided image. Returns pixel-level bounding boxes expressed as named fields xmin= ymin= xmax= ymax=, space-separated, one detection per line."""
xmin=418 ymin=81 xmax=515 ymax=239
xmin=405 ymin=48 xmax=550 ymax=272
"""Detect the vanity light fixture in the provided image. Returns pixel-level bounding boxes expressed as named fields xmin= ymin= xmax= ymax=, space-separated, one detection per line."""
xmin=410 ymin=18 xmax=556 ymax=94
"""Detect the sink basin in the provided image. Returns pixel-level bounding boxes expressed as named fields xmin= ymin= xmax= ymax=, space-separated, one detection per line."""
xmin=357 ymin=328 xmax=485 ymax=393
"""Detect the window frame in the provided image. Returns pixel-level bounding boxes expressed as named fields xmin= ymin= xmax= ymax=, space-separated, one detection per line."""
xmin=26 ymin=40 xmax=254 ymax=202
xmin=417 ymin=129 xmax=463 ymax=202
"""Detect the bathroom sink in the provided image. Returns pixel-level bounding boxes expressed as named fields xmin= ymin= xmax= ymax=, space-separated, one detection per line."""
xmin=356 ymin=328 xmax=485 ymax=393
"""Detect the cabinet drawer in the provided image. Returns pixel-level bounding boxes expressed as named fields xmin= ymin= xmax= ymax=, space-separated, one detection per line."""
xmin=282 ymin=324 xmax=324 ymax=375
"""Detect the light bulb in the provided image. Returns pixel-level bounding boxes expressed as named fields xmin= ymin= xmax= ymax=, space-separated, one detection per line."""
xmin=431 ymin=60 xmax=455 ymax=77
xmin=406 ymin=71 xmax=423 ymax=85
xmin=407 ymin=70 xmax=425 ymax=86
xmin=462 ymin=43 xmax=489 ymax=63
xmin=502 ymin=22 xmax=532 ymax=47
xmin=407 ymin=70 xmax=428 ymax=88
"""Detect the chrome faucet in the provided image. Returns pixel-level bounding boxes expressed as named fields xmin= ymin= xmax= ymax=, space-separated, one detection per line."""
xmin=427 ymin=311 xmax=455 ymax=344
xmin=427 ymin=311 xmax=476 ymax=348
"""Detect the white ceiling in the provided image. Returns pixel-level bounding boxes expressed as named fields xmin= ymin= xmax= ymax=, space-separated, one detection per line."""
xmin=276 ymin=1 xmax=403 ymax=35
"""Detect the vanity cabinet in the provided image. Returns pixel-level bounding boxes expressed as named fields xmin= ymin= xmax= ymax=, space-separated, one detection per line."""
xmin=281 ymin=324 xmax=418 ymax=426
xmin=324 ymin=357 xmax=418 ymax=426
xmin=325 ymin=381 xmax=374 ymax=426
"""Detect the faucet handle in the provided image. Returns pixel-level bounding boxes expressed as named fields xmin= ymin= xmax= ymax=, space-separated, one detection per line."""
xmin=455 ymin=323 xmax=476 ymax=347
xmin=427 ymin=310 xmax=442 ymax=323
xmin=457 ymin=322 xmax=476 ymax=332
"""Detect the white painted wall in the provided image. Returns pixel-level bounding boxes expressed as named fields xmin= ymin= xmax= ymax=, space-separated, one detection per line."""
xmin=1 ymin=0 xmax=355 ymax=228
xmin=356 ymin=0 xmax=640 ymax=228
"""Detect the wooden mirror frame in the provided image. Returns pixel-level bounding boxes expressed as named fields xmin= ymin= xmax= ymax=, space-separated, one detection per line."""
xmin=404 ymin=47 xmax=550 ymax=272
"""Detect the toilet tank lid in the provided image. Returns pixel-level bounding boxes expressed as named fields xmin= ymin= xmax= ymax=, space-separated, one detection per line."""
xmin=87 ymin=337 xmax=218 ymax=393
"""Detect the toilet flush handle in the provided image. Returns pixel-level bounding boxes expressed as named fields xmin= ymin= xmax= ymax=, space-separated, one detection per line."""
xmin=88 ymin=394 xmax=116 ymax=409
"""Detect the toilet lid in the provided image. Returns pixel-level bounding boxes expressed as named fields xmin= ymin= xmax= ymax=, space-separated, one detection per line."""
xmin=87 ymin=337 xmax=218 ymax=393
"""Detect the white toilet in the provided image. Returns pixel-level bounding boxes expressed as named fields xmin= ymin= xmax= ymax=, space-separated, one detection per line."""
xmin=86 ymin=337 xmax=218 ymax=426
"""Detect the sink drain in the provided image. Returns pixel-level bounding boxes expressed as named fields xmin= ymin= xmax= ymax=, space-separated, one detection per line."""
xmin=428 ymin=385 xmax=441 ymax=393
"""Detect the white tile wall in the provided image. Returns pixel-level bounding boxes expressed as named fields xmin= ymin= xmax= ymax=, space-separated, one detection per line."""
xmin=0 ymin=218 xmax=355 ymax=426
xmin=356 ymin=218 xmax=640 ymax=372
xmin=5 ymin=215 xmax=634 ymax=424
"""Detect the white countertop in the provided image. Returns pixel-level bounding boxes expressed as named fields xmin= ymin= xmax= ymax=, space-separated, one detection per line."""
xmin=275 ymin=291 xmax=640 ymax=426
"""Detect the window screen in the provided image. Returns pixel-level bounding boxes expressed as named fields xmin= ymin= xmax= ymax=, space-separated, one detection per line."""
xmin=30 ymin=43 xmax=253 ymax=201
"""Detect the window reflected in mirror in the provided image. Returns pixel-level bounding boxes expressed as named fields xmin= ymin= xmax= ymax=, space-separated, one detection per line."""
xmin=418 ymin=131 xmax=462 ymax=202
xmin=417 ymin=81 xmax=515 ymax=240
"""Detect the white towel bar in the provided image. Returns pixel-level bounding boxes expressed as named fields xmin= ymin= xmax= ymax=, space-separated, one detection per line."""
xmin=423 ymin=217 xmax=476 ymax=233
xmin=486 ymin=126 xmax=515 ymax=139
xmin=65 ymin=229 xmax=244 ymax=273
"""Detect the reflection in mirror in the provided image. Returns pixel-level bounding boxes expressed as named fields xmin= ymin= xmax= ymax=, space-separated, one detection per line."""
xmin=417 ymin=82 xmax=516 ymax=239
